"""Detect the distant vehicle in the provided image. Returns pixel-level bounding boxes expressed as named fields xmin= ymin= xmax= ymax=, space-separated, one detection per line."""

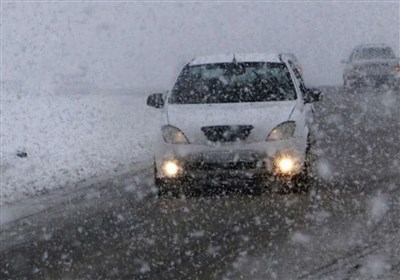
xmin=342 ymin=44 xmax=400 ymax=89
xmin=281 ymin=53 xmax=303 ymax=74
xmin=146 ymin=53 xmax=322 ymax=196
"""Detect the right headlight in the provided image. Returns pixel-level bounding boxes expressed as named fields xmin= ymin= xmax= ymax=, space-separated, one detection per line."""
xmin=267 ymin=121 xmax=296 ymax=141
xmin=162 ymin=125 xmax=189 ymax=144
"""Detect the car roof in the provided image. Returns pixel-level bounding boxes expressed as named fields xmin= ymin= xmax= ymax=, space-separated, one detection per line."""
xmin=189 ymin=53 xmax=282 ymax=66
xmin=354 ymin=44 xmax=391 ymax=50
xmin=281 ymin=53 xmax=297 ymax=59
xmin=280 ymin=53 xmax=299 ymax=63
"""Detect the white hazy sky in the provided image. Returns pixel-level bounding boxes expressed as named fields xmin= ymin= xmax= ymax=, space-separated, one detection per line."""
xmin=3 ymin=1 xmax=400 ymax=91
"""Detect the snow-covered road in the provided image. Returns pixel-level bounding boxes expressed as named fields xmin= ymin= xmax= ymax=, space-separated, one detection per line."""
xmin=1 ymin=86 xmax=399 ymax=279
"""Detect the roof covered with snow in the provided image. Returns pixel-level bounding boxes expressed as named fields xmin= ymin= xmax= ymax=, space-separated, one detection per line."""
xmin=354 ymin=43 xmax=391 ymax=49
xmin=189 ymin=53 xmax=281 ymax=66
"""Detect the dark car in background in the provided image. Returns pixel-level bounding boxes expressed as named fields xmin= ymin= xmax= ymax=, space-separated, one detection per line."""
xmin=342 ymin=44 xmax=400 ymax=89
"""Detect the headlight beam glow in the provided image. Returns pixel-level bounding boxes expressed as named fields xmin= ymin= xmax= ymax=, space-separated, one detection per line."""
xmin=162 ymin=160 xmax=180 ymax=177
xmin=277 ymin=157 xmax=295 ymax=174
xmin=274 ymin=154 xmax=301 ymax=175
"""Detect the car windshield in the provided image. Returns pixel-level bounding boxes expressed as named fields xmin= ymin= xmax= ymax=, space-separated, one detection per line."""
xmin=354 ymin=47 xmax=396 ymax=60
xmin=169 ymin=62 xmax=296 ymax=104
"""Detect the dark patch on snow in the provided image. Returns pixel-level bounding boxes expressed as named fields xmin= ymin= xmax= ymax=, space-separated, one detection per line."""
xmin=16 ymin=151 xmax=28 ymax=158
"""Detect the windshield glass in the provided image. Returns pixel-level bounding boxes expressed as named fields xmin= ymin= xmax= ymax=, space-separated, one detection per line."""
xmin=354 ymin=47 xmax=396 ymax=60
xmin=169 ymin=62 xmax=296 ymax=104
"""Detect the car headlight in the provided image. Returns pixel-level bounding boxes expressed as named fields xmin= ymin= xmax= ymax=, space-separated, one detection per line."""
xmin=267 ymin=121 xmax=296 ymax=141
xmin=162 ymin=125 xmax=189 ymax=144
xmin=274 ymin=153 xmax=301 ymax=175
xmin=162 ymin=160 xmax=180 ymax=177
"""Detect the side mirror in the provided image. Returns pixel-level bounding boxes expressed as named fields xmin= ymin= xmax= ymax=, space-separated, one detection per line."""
xmin=147 ymin=93 xmax=164 ymax=108
xmin=304 ymin=88 xmax=323 ymax=103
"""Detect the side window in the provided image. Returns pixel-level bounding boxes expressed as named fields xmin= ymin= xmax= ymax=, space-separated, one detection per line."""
xmin=288 ymin=60 xmax=307 ymax=97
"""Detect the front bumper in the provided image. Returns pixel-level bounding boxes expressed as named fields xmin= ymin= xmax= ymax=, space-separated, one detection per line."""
xmin=155 ymin=138 xmax=307 ymax=181
xmin=346 ymin=73 xmax=399 ymax=87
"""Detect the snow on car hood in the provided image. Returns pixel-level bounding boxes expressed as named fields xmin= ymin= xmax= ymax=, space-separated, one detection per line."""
xmin=166 ymin=101 xmax=297 ymax=145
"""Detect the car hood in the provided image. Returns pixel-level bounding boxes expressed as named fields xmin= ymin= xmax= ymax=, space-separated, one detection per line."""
xmin=166 ymin=101 xmax=298 ymax=145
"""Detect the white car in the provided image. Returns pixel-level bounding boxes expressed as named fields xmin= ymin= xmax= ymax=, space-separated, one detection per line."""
xmin=147 ymin=53 xmax=322 ymax=196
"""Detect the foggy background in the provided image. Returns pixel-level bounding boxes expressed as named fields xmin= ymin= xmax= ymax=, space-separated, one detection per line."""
xmin=3 ymin=1 xmax=400 ymax=92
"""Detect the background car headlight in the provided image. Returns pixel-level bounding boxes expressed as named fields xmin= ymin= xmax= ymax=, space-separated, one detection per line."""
xmin=162 ymin=125 xmax=189 ymax=144
xmin=267 ymin=121 xmax=296 ymax=141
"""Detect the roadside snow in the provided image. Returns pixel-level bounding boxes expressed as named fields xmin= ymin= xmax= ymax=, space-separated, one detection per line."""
xmin=1 ymin=81 xmax=161 ymax=205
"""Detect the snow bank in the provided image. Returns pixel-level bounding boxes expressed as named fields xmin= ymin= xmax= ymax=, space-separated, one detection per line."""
xmin=1 ymin=81 xmax=161 ymax=204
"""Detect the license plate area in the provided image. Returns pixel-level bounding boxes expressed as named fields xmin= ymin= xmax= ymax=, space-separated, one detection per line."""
xmin=184 ymin=151 xmax=263 ymax=171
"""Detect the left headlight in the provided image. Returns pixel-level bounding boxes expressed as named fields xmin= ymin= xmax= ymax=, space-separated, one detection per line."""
xmin=162 ymin=160 xmax=180 ymax=177
xmin=273 ymin=153 xmax=302 ymax=175
xmin=267 ymin=121 xmax=296 ymax=141
xmin=162 ymin=125 xmax=189 ymax=144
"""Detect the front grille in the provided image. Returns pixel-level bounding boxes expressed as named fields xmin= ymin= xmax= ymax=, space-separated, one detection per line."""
xmin=201 ymin=125 xmax=254 ymax=142
xmin=364 ymin=63 xmax=390 ymax=74
xmin=185 ymin=160 xmax=261 ymax=171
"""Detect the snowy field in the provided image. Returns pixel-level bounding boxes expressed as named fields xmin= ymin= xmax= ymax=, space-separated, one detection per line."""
xmin=1 ymin=81 xmax=161 ymax=205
